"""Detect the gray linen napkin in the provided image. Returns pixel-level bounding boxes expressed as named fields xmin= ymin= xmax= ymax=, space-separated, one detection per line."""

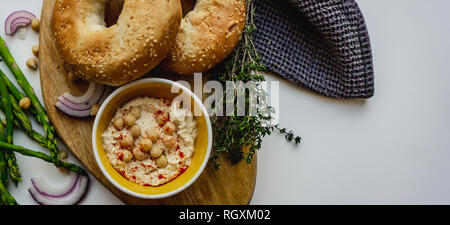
xmin=253 ymin=0 xmax=374 ymax=99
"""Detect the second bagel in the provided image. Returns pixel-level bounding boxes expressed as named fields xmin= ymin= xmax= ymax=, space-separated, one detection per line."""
xmin=162 ymin=0 xmax=246 ymax=75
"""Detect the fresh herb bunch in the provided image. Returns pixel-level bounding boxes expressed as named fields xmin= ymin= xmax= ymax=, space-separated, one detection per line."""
xmin=210 ymin=0 xmax=301 ymax=169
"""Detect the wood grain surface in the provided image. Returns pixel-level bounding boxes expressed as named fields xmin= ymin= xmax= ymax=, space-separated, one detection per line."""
xmin=39 ymin=0 xmax=256 ymax=204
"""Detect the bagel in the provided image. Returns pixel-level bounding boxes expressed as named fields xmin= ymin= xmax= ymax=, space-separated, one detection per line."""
xmin=52 ymin=0 xmax=182 ymax=86
xmin=162 ymin=0 xmax=246 ymax=75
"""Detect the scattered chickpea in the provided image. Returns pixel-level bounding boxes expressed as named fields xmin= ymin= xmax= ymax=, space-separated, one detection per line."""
xmin=90 ymin=104 xmax=100 ymax=116
xmin=130 ymin=124 xmax=141 ymax=138
xmin=59 ymin=150 xmax=68 ymax=159
xmin=162 ymin=135 xmax=177 ymax=149
xmin=132 ymin=148 xmax=146 ymax=161
xmin=113 ymin=117 xmax=124 ymax=129
xmin=150 ymin=144 xmax=163 ymax=158
xmin=67 ymin=71 xmax=78 ymax=82
xmin=32 ymin=45 xmax=39 ymax=57
xmin=31 ymin=18 xmax=40 ymax=32
xmin=130 ymin=106 xmax=142 ymax=119
xmin=145 ymin=128 xmax=160 ymax=142
xmin=26 ymin=58 xmax=38 ymax=70
xmin=19 ymin=97 xmax=31 ymax=110
xmin=162 ymin=121 xmax=176 ymax=135
xmin=59 ymin=167 xmax=69 ymax=174
xmin=140 ymin=138 xmax=153 ymax=152
xmin=124 ymin=113 xmax=136 ymax=127
xmin=59 ymin=160 xmax=69 ymax=174
xmin=156 ymin=155 xmax=167 ymax=168
xmin=122 ymin=150 xmax=133 ymax=162
xmin=155 ymin=112 xmax=168 ymax=126
xmin=120 ymin=136 xmax=134 ymax=148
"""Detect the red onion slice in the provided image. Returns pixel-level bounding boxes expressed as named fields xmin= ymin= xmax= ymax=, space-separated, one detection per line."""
xmin=62 ymin=82 xmax=97 ymax=103
xmin=58 ymin=84 xmax=104 ymax=110
xmin=55 ymin=102 xmax=92 ymax=118
xmin=10 ymin=17 xmax=32 ymax=32
xmin=31 ymin=173 xmax=79 ymax=198
xmin=5 ymin=10 xmax=36 ymax=35
xmin=29 ymin=175 xmax=90 ymax=205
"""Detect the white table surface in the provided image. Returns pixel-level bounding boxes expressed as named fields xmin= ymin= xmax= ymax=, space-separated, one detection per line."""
xmin=1 ymin=0 xmax=450 ymax=205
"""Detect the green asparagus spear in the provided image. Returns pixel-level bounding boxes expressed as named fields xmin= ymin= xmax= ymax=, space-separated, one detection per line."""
xmin=0 ymin=122 xmax=7 ymax=186
xmin=0 ymin=74 xmax=51 ymax=150
xmin=0 ymin=141 xmax=87 ymax=176
xmin=0 ymin=95 xmax=87 ymax=177
xmin=0 ymin=36 xmax=59 ymax=164
xmin=0 ymin=119 xmax=17 ymax=205
xmin=0 ymin=178 xmax=17 ymax=205
xmin=0 ymin=70 xmax=21 ymax=185
xmin=0 ymin=71 xmax=40 ymax=124
xmin=0 ymin=95 xmax=61 ymax=157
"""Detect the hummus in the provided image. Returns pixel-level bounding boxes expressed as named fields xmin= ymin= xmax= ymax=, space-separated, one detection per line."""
xmin=102 ymin=97 xmax=198 ymax=186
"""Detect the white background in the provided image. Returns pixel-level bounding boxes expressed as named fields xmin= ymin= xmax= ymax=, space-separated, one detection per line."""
xmin=1 ymin=0 xmax=450 ymax=204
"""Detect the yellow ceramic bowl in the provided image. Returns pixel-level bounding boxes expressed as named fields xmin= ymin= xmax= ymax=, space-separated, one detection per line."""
xmin=92 ymin=78 xmax=212 ymax=199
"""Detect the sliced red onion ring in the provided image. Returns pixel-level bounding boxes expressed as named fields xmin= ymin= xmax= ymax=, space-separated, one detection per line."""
xmin=55 ymin=101 xmax=92 ymax=118
xmin=55 ymin=82 xmax=111 ymax=118
xmin=5 ymin=10 xmax=36 ymax=35
xmin=62 ymin=82 xmax=97 ymax=103
xmin=11 ymin=17 xmax=31 ymax=31
xmin=58 ymin=84 xmax=104 ymax=110
xmin=31 ymin=173 xmax=79 ymax=198
xmin=29 ymin=175 xmax=89 ymax=205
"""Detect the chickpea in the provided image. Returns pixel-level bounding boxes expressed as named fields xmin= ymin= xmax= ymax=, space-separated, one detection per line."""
xmin=130 ymin=124 xmax=141 ymax=138
xmin=113 ymin=117 xmax=124 ymax=129
xmin=132 ymin=148 xmax=146 ymax=161
xmin=156 ymin=155 xmax=167 ymax=168
xmin=32 ymin=45 xmax=39 ymax=57
xmin=155 ymin=112 xmax=169 ymax=126
xmin=26 ymin=58 xmax=38 ymax=70
xmin=150 ymin=144 xmax=163 ymax=158
xmin=145 ymin=129 xmax=160 ymax=142
xmin=31 ymin=18 xmax=40 ymax=31
xmin=162 ymin=135 xmax=177 ymax=149
xmin=59 ymin=160 xmax=69 ymax=174
xmin=140 ymin=138 xmax=153 ymax=152
xmin=19 ymin=97 xmax=31 ymax=110
xmin=59 ymin=167 xmax=69 ymax=174
xmin=59 ymin=150 xmax=68 ymax=159
xmin=162 ymin=121 xmax=176 ymax=135
xmin=130 ymin=106 xmax=142 ymax=119
xmin=124 ymin=113 xmax=136 ymax=127
xmin=122 ymin=150 xmax=133 ymax=162
xmin=120 ymin=136 xmax=134 ymax=148
xmin=90 ymin=104 xmax=100 ymax=116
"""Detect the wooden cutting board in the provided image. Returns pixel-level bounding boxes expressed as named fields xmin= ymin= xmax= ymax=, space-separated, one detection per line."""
xmin=38 ymin=0 xmax=256 ymax=204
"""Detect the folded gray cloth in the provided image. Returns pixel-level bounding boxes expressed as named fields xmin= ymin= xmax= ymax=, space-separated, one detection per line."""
xmin=253 ymin=0 xmax=374 ymax=99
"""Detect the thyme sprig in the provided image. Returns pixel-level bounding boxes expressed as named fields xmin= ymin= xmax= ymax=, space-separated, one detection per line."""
xmin=210 ymin=0 xmax=301 ymax=169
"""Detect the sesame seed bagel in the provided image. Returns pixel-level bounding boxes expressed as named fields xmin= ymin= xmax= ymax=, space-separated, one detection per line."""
xmin=162 ymin=0 xmax=246 ymax=75
xmin=52 ymin=0 xmax=182 ymax=86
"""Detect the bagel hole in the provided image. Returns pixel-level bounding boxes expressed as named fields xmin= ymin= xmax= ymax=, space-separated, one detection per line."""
xmin=181 ymin=0 xmax=197 ymax=17
xmin=104 ymin=0 xmax=124 ymax=27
